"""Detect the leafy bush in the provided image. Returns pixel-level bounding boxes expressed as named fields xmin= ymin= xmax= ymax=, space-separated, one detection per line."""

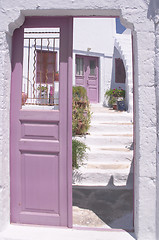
xmin=72 ymin=86 xmax=91 ymax=136
xmin=73 ymin=86 xmax=88 ymax=100
xmin=72 ymin=139 xmax=89 ymax=169
xmin=105 ymin=87 xmax=125 ymax=98
xmin=105 ymin=87 xmax=125 ymax=107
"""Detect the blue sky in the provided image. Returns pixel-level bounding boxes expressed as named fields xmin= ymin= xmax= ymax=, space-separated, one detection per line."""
xmin=116 ymin=18 xmax=126 ymax=34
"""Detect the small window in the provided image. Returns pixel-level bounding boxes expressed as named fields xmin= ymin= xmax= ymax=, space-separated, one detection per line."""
xmin=76 ymin=57 xmax=84 ymax=76
xmin=90 ymin=60 xmax=96 ymax=76
xmin=115 ymin=58 xmax=126 ymax=83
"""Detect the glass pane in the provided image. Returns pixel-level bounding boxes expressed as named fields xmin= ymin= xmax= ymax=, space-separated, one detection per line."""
xmin=90 ymin=60 xmax=96 ymax=76
xmin=76 ymin=57 xmax=84 ymax=76
xmin=22 ymin=28 xmax=60 ymax=110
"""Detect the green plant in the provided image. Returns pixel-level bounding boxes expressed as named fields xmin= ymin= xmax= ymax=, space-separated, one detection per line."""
xmin=105 ymin=87 xmax=125 ymax=107
xmin=72 ymin=86 xmax=91 ymax=136
xmin=105 ymin=87 xmax=125 ymax=98
xmin=108 ymin=96 xmax=117 ymax=106
xmin=37 ymin=85 xmax=48 ymax=93
xmin=72 ymin=139 xmax=89 ymax=169
xmin=73 ymin=86 xmax=88 ymax=100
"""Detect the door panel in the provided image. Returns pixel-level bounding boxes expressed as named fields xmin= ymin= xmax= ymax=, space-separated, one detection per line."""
xmin=75 ymin=55 xmax=99 ymax=103
xmin=22 ymin=154 xmax=59 ymax=212
xmin=10 ymin=17 xmax=73 ymax=227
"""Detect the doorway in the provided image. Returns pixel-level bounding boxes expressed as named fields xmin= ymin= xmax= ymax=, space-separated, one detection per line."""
xmin=10 ymin=16 xmax=134 ymax=230
xmin=72 ymin=17 xmax=134 ymax=231
xmin=75 ymin=55 xmax=99 ymax=103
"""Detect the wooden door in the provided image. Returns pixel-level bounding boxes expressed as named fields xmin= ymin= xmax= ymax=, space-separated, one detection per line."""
xmin=10 ymin=17 xmax=73 ymax=227
xmin=75 ymin=55 xmax=98 ymax=103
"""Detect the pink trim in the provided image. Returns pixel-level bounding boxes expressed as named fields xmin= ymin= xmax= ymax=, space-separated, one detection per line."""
xmin=67 ymin=17 xmax=73 ymax=228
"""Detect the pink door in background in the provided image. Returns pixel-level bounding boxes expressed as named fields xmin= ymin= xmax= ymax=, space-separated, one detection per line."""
xmin=10 ymin=17 xmax=73 ymax=227
xmin=75 ymin=55 xmax=99 ymax=103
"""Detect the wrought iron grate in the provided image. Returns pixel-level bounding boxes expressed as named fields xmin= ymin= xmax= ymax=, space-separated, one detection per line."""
xmin=22 ymin=28 xmax=60 ymax=109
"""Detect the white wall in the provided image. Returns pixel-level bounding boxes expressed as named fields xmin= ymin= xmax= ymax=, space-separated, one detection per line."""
xmin=73 ymin=18 xmax=115 ymax=55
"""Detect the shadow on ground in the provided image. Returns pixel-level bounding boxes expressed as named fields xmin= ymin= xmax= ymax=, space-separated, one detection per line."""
xmin=73 ymin=161 xmax=134 ymax=231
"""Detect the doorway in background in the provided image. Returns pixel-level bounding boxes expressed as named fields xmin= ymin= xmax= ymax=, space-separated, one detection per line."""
xmin=75 ymin=55 xmax=99 ymax=103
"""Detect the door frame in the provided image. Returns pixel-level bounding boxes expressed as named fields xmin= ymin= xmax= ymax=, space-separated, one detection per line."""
xmin=10 ymin=16 xmax=73 ymax=227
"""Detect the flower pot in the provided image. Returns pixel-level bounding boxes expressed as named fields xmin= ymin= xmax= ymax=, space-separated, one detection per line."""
xmin=22 ymin=92 xmax=27 ymax=105
xmin=38 ymin=92 xmax=48 ymax=105
xmin=113 ymin=104 xmax=117 ymax=110
xmin=55 ymin=73 xmax=59 ymax=81
xmin=117 ymin=100 xmax=126 ymax=111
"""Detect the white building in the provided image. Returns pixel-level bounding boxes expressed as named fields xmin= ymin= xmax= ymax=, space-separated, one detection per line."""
xmin=22 ymin=18 xmax=133 ymax=112
xmin=73 ymin=17 xmax=133 ymax=112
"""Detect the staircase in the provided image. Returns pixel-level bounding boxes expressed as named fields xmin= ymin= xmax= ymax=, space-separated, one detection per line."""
xmin=72 ymin=104 xmax=134 ymax=189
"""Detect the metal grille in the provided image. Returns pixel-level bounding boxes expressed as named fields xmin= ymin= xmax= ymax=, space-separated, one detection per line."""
xmin=22 ymin=29 xmax=60 ymax=109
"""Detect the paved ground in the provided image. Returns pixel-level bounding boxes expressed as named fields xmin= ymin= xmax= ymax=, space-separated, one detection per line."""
xmin=73 ymin=185 xmax=133 ymax=230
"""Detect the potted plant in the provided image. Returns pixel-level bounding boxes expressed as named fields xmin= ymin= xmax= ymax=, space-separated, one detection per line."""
xmin=37 ymin=85 xmax=48 ymax=105
xmin=55 ymin=72 xmax=59 ymax=81
xmin=105 ymin=87 xmax=125 ymax=110
xmin=22 ymin=92 xmax=28 ymax=105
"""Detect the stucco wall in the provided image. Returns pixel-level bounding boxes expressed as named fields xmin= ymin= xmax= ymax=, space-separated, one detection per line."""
xmin=73 ymin=18 xmax=115 ymax=55
xmin=0 ymin=0 xmax=158 ymax=240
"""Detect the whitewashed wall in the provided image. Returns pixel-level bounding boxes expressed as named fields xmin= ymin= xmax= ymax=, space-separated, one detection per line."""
xmin=0 ymin=0 xmax=158 ymax=240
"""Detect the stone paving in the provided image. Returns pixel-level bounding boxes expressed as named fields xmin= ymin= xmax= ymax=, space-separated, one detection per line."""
xmin=73 ymin=186 xmax=133 ymax=230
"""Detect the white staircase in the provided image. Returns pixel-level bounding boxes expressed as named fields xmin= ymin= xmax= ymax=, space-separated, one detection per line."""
xmin=72 ymin=104 xmax=133 ymax=189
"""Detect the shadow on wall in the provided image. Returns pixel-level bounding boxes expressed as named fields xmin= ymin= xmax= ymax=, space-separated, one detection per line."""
xmin=147 ymin=0 xmax=158 ymax=20
xmin=73 ymin=160 xmax=134 ymax=231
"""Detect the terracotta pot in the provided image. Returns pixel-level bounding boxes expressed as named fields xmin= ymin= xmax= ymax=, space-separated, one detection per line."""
xmin=22 ymin=92 xmax=28 ymax=105
xmin=113 ymin=104 xmax=117 ymax=110
xmin=55 ymin=73 xmax=59 ymax=81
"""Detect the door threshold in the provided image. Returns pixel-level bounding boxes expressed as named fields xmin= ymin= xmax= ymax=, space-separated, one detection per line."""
xmin=73 ymin=225 xmax=134 ymax=232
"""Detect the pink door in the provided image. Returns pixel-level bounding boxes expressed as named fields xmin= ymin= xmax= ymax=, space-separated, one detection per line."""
xmin=10 ymin=17 xmax=73 ymax=227
xmin=75 ymin=55 xmax=99 ymax=103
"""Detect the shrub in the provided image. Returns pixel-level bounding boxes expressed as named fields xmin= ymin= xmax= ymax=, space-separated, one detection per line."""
xmin=72 ymin=139 xmax=89 ymax=169
xmin=105 ymin=87 xmax=125 ymax=107
xmin=72 ymin=86 xmax=91 ymax=136
xmin=73 ymin=86 xmax=88 ymax=100
xmin=105 ymin=87 xmax=125 ymax=98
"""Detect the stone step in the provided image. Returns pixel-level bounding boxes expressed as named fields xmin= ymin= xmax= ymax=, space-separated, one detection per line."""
xmin=75 ymin=105 xmax=134 ymax=188
xmin=89 ymin=123 xmax=133 ymax=133
xmin=75 ymin=135 xmax=133 ymax=147
xmin=86 ymin=161 xmax=131 ymax=170
xmin=86 ymin=150 xmax=133 ymax=163
xmin=91 ymin=113 xmax=133 ymax=123
xmin=72 ymin=167 xmax=133 ymax=188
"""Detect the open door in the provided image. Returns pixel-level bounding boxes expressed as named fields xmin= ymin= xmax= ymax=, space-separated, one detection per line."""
xmin=10 ymin=17 xmax=73 ymax=227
